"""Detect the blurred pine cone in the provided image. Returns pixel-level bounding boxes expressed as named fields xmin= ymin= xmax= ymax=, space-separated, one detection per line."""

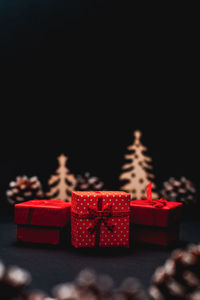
xmin=76 ymin=269 xmax=113 ymax=300
xmin=75 ymin=173 xmax=104 ymax=191
xmin=149 ymin=244 xmax=200 ymax=300
xmin=160 ymin=177 xmax=196 ymax=205
xmin=0 ymin=260 xmax=31 ymax=300
xmin=6 ymin=176 xmax=44 ymax=205
xmin=116 ymin=278 xmax=149 ymax=300
xmin=0 ymin=260 xmax=50 ymax=300
xmin=53 ymin=283 xmax=81 ymax=300
xmin=54 ymin=269 xmax=112 ymax=300
xmin=53 ymin=269 xmax=148 ymax=300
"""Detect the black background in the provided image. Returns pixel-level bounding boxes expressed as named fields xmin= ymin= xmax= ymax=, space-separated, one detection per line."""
xmin=0 ymin=1 xmax=200 ymax=297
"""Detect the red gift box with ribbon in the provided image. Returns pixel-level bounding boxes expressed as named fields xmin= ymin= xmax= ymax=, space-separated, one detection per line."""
xmin=15 ymin=200 xmax=71 ymax=245
xmin=130 ymin=183 xmax=182 ymax=227
xmin=130 ymin=183 xmax=182 ymax=246
xmin=71 ymin=191 xmax=131 ymax=248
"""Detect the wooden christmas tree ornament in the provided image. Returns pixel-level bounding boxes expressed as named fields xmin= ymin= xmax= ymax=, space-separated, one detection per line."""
xmin=119 ymin=130 xmax=158 ymax=199
xmin=46 ymin=154 xmax=76 ymax=202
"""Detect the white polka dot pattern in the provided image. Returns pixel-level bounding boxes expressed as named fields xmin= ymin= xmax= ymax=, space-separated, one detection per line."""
xmin=71 ymin=191 xmax=130 ymax=248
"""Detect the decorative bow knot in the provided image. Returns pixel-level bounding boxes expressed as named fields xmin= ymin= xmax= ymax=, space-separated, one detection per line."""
xmin=146 ymin=198 xmax=168 ymax=208
xmin=146 ymin=182 xmax=168 ymax=208
xmin=87 ymin=204 xmax=115 ymax=234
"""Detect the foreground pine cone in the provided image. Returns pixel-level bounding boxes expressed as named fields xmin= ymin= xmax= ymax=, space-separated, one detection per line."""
xmin=160 ymin=177 xmax=196 ymax=205
xmin=149 ymin=244 xmax=200 ymax=300
xmin=53 ymin=269 xmax=112 ymax=300
xmin=75 ymin=173 xmax=104 ymax=191
xmin=0 ymin=260 xmax=50 ymax=300
xmin=6 ymin=176 xmax=44 ymax=205
xmin=75 ymin=269 xmax=113 ymax=299
xmin=0 ymin=260 xmax=31 ymax=300
xmin=117 ymin=278 xmax=149 ymax=300
xmin=53 ymin=269 xmax=148 ymax=300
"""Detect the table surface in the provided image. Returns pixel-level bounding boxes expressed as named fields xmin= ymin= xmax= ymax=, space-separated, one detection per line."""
xmin=0 ymin=217 xmax=200 ymax=298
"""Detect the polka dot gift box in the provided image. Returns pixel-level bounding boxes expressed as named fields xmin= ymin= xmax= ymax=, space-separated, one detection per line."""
xmin=71 ymin=191 xmax=131 ymax=248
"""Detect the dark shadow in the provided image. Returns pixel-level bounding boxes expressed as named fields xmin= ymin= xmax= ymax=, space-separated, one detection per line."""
xmin=66 ymin=245 xmax=134 ymax=257
xmin=12 ymin=240 xmax=134 ymax=256
xmin=12 ymin=240 xmax=65 ymax=250
xmin=11 ymin=238 xmax=190 ymax=258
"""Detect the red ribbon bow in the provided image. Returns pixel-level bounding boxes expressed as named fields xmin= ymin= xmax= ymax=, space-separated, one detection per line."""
xmin=146 ymin=198 xmax=168 ymax=208
xmin=146 ymin=182 xmax=168 ymax=208
xmin=87 ymin=203 xmax=115 ymax=234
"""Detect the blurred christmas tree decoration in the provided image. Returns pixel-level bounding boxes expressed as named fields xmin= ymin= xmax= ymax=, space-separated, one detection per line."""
xmin=6 ymin=176 xmax=43 ymax=205
xmin=46 ymin=154 xmax=76 ymax=202
xmin=160 ymin=177 xmax=196 ymax=205
xmin=75 ymin=172 xmax=104 ymax=191
xmin=119 ymin=130 xmax=158 ymax=200
xmin=149 ymin=244 xmax=200 ymax=300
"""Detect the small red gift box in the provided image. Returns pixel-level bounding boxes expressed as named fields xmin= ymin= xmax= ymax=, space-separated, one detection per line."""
xmin=131 ymin=200 xmax=182 ymax=227
xmin=71 ymin=191 xmax=131 ymax=248
xmin=130 ymin=183 xmax=182 ymax=246
xmin=130 ymin=183 xmax=182 ymax=227
xmin=15 ymin=200 xmax=71 ymax=245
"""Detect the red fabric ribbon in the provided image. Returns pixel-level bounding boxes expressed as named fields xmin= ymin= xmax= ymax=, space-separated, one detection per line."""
xmin=146 ymin=198 xmax=168 ymax=208
xmin=25 ymin=200 xmax=66 ymax=225
xmin=26 ymin=201 xmax=49 ymax=225
xmin=26 ymin=207 xmax=34 ymax=225
xmin=135 ymin=198 xmax=168 ymax=208
xmin=145 ymin=182 xmax=168 ymax=208
xmin=147 ymin=182 xmax=152 ymax=201
xmin=87 ymin=203 xmax=115 ymax=234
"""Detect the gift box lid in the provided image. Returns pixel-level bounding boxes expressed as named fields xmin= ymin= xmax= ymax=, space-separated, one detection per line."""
xmin=131 ymin=199 xmax=182 ymax=210
xmin=131 ymin=199 xmax=182 ymax=227
xmin=71 ymin=191 xmax=130 ymax=214
xmin=15 ymin=200 xmax=71 ymax=227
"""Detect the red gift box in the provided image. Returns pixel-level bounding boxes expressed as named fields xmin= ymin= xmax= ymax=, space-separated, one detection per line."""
xmin=71 ymin=191 xmax=131 ymax=248
xmin=130 ymin=183 xmax=182 ymax=227
xmin=130 ymin=183 xmax=182 ymax=246
xmin=15 ymin=200 xmax=71 ymax=245
xmin=130 ymin=200 xmax=182 ymax=227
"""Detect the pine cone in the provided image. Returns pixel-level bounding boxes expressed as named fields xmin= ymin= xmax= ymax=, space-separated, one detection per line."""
xmin=0 ymin=260 xmax=50 ymax=300
xmin=75 ymin=173 xmax=104 ymax=191
xmin=149 ymin=244 xmax=200 ymax=300
xmin=116 ymin=278 xmax=149 ymax=300
xmin=6 ymin=176 xmax=44 ymax=205
xmin=160 ymin=177 xmax=196 ymax=205
xmin=53 ymin=269 xmax=112 ymax=300
xmin=53 ymin=283 xmax=80 ymax=300
xmin=53 ymin=269 xmax=147 ymax=300
xmin=76 ymin=269 xmax=113 ymax=299
xmin=0 ymin=260 xmax=31 ymax=300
